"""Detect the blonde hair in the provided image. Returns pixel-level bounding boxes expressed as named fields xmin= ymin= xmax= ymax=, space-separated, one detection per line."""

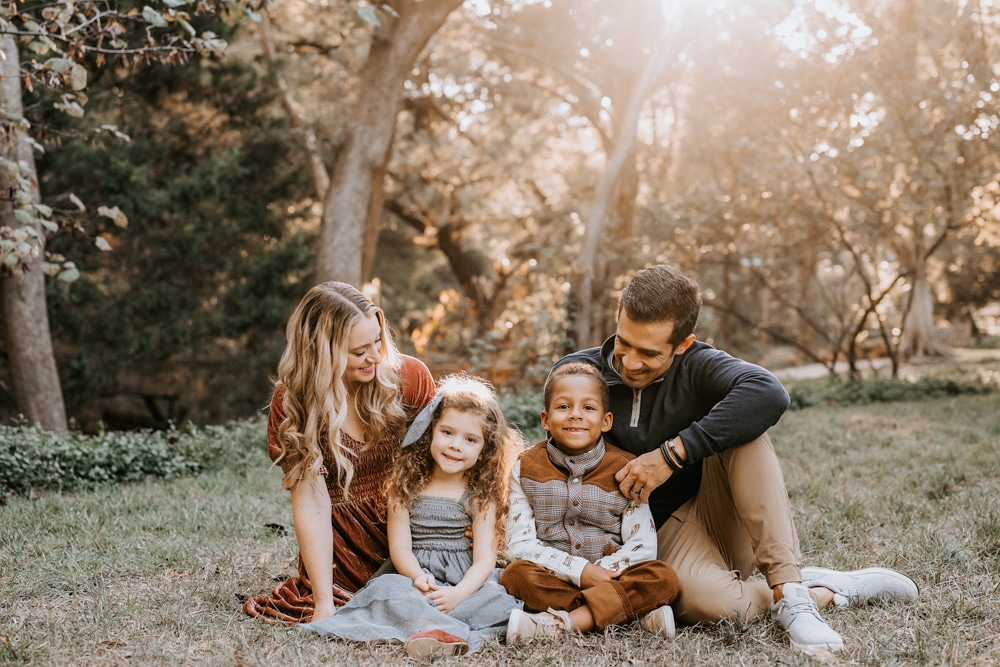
xmin=272 ymin=282 xmax=407 ymax=494
xmin=385 ymin=374 xmax=524 ymax=539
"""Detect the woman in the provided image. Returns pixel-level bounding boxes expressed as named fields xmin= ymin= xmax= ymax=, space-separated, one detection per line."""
xmin=244 ymin=282 xmax=434 ymax=624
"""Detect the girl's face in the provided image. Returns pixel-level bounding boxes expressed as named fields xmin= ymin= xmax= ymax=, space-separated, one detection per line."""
xmin=429 ymin=407 xmax=486 ymax=477
xmin=343 ymin=314 xmax=383 ymax=389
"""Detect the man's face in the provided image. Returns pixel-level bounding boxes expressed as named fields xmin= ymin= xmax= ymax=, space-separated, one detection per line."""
xmin=612 ymin=313 xmax=694 ymax=390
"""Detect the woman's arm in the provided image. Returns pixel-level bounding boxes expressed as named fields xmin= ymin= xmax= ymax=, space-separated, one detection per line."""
xmin=424 ymin=502 xmax=499 ymax=613
xmin=289 ymin=476 xmax=336 ymax=621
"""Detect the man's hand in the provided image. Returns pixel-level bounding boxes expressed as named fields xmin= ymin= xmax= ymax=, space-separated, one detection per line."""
xmin=580 ymin=562 xmax=621 ymax=589
xmin=615 ymin=449 xmax=673 ymax=504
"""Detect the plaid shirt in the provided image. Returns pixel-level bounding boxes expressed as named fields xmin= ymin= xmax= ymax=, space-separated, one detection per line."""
xmin=504 ymin=437 xmax=658 ymax=587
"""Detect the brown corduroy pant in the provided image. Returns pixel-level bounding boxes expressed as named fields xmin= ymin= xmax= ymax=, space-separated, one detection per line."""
xmin=656 ymin=433 xmax=803 ymax=626
xmin=500 ymin=559 xmax=681 ymax=630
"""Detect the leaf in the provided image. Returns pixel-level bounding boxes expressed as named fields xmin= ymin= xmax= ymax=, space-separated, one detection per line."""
xmin=56 ymin=266 xmax=80 ymax=283
xmin=95 ymin=236 xmax=112 ymax=251
xmin=142 ymin=6 xmax=169 ymax=28
xmin=356 ymin=5 xmax=381 ymax=27
xmin=33 ymin=203 xmax=52 ymax=217
xmin=55 ymin=101 xmax=85 ymax=118
xmin=13 ymin=208 xmax=36 ymax=226
xmin=98 ymin=205 xmax=128 ymax=228
xmin=46 ymin=57 xmax=73 ymax=73
xmin=162 ymin=0 xmax=189 ymax=6
xmin=69 ymin=193 xmax=86 ymax=212
xmin=27 ymin=40 xmax=51 ymax=56
xmin=177 ymin=16 xmax=196 ymax=36
xmin=69 ymin=63 xmax=88 ymax=91
xmin=40 ymin=261 xmax=62 ymax=276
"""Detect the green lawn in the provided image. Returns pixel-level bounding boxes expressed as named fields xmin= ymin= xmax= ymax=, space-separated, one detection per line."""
xmin=2 ymin=393 xmax=999 ymax=665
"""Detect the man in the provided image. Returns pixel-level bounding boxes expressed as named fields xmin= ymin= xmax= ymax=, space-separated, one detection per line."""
xmin=553 ymin=264 xmax=917 ymax=653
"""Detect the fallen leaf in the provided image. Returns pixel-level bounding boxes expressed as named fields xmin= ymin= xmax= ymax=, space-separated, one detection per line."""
xmin=258 ymin=552 xmax=273 ymax=564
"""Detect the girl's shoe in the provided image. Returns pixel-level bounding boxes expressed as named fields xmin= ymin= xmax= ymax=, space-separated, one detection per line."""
xmin=404 ymin=629 xmax=469 ymax=659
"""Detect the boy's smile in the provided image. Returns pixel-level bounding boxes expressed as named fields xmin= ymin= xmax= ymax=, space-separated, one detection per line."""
xmin=541 ymin=374 xmax=613 ymax=456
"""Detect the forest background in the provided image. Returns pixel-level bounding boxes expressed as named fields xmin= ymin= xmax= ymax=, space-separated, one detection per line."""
xmin=2 ymin=0 xmax=1000 ymax=433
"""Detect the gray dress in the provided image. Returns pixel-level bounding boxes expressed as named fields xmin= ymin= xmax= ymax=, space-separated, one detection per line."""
xmin=299 ymin=493 xmax=522 ymax=652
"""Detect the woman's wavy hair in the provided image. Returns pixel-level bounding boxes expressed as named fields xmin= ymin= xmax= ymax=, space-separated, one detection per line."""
xmin=272 ymin=282 xmax=407 ymax=495
xmin=385 ymin=374 xmax=524 ymax=539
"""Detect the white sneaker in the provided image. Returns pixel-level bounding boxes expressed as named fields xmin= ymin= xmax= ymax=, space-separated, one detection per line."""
xmin=506 ymin=608 xmax=573 ymax=644
xmin=639 ymin=605 xmax=676 ymax=638
xmin=771 ymin=582 xmax=844 ymax=652
xmin=801 ymin=566 xmax=919 ymax=608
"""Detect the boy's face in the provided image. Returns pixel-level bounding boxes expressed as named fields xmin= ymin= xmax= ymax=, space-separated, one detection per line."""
xmin=541 ymin=374 xmax=613 ymax=456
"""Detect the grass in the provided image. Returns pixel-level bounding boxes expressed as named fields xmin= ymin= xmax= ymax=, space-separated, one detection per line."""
xmin=3 ymin=394 xmax=1000 ymax=665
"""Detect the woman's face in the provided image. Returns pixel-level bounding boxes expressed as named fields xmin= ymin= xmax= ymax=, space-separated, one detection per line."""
xmin=343 ymin=313 xmax=383 ymax=389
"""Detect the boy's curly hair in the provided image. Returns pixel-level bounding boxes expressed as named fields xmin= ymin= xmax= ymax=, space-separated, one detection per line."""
xmin=385 ymin=374 xmax=525 ymax=539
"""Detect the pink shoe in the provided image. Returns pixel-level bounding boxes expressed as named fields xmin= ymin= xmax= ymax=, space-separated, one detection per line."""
xmin=404 ymin=629 xmax=470 ymax=658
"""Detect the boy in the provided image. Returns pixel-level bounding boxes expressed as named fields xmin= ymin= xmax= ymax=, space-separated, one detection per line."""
xmin=501 ymin=363 xmax=681 ymax=643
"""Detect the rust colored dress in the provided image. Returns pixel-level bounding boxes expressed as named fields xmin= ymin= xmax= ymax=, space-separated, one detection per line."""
xmin=243 ymin=355 xmax=435 ymax=625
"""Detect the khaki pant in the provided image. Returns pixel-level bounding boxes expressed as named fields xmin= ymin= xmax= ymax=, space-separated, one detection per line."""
xmin=656 ymin=433 xmax=802 ymax=625
xmin=500 ymin=559 xmax=681 ymax=630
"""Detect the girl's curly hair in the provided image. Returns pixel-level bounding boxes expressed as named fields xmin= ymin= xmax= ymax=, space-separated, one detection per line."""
xmin=385 ymin=374 xmax=525 ymax=539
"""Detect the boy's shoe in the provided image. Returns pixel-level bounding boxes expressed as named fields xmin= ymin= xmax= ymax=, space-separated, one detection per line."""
xmin=404 ymin=629 xmax=469 ymax=659
xmin=801 ymin=566 xmax=919 ymax=608
xmin=771 ymin=583 xmax=844 ymax=653
xmin=639 ymin=605 xmax=676 ymax=638
xmin=506 ymin=608 xmax=573 ymax=644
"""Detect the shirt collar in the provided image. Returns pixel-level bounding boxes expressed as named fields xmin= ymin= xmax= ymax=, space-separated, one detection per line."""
xmin=546 ymin=436 xmax=606 ymax=477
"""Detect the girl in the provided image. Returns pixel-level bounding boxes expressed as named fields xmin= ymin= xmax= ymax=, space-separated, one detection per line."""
xmin=301 ymin=374 xmax=525 ymax=658
xmin=244 ymin=282 xmax=435 ymax=624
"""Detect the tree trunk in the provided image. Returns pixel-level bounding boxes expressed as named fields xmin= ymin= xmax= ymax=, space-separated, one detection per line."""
xmin=314 ymin=0 xmax=462 ymax=286
xmin=572 ymin=28 xmax=674 ymax=348
xmin=899 ymin=273 xmax=949 ymax=359
xmin=0 ymin=34 xmax=68 ymax=431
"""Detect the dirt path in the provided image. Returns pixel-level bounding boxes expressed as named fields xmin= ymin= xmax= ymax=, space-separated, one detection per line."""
xmin=771 ymin=348 xmax=1000 ymax=383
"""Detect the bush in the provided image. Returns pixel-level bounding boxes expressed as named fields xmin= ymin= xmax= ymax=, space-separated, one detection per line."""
xmin=786 ymin=375 xmax=996 ymax=410
xmin=498 ymin=388 xmax=545 ymax=445
xmin=0 ymin=417 xmax=267 ymax=496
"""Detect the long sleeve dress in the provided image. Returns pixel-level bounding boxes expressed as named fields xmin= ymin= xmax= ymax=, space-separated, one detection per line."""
xmin=243 ymin=355 xmax=435 ymax=625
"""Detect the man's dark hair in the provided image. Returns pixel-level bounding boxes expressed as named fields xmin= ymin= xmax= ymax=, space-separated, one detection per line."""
xmin=543 ymin=362 xmax=609 ymax=413
xmin=618 ymin=265 xmax=702 ymax=346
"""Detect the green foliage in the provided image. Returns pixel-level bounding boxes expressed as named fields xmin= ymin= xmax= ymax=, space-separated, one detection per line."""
xmin=0 ymin=417 xmax=265 ymax=496
xmin=29 ymin=48 xmax=314 ymax=427
xmin=498 ymin=388 xmax=545 ymax=445
xmin=786 ymin=375 xmax=996 ymax=410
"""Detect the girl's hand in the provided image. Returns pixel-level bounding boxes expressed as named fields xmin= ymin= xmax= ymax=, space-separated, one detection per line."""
xmin=412 ymin=573 xmax=437 ymax=593
xmin=424 ymin=585 xmax=466 ymax=614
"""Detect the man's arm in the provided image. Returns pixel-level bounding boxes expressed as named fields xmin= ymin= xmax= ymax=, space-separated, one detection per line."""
xmin=677 ymin=349 xmax=789 ymax=463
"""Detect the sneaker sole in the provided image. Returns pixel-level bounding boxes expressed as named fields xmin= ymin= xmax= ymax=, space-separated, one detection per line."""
xmin=801 ymin=566 xmax=919 ymax=603
xmin=791 ymin=638 xmax=845 ymax=653
xmin=640 ymin=608 xmax=676 ymax=638
xmin=404 ymin=637 xmax=468 ymax=659
xmin=506 ymin=608 xmax=525 ymax=644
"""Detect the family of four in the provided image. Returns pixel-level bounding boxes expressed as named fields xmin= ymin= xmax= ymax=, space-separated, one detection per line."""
xmin=244 ymin=265 xmax=919 ymax=658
